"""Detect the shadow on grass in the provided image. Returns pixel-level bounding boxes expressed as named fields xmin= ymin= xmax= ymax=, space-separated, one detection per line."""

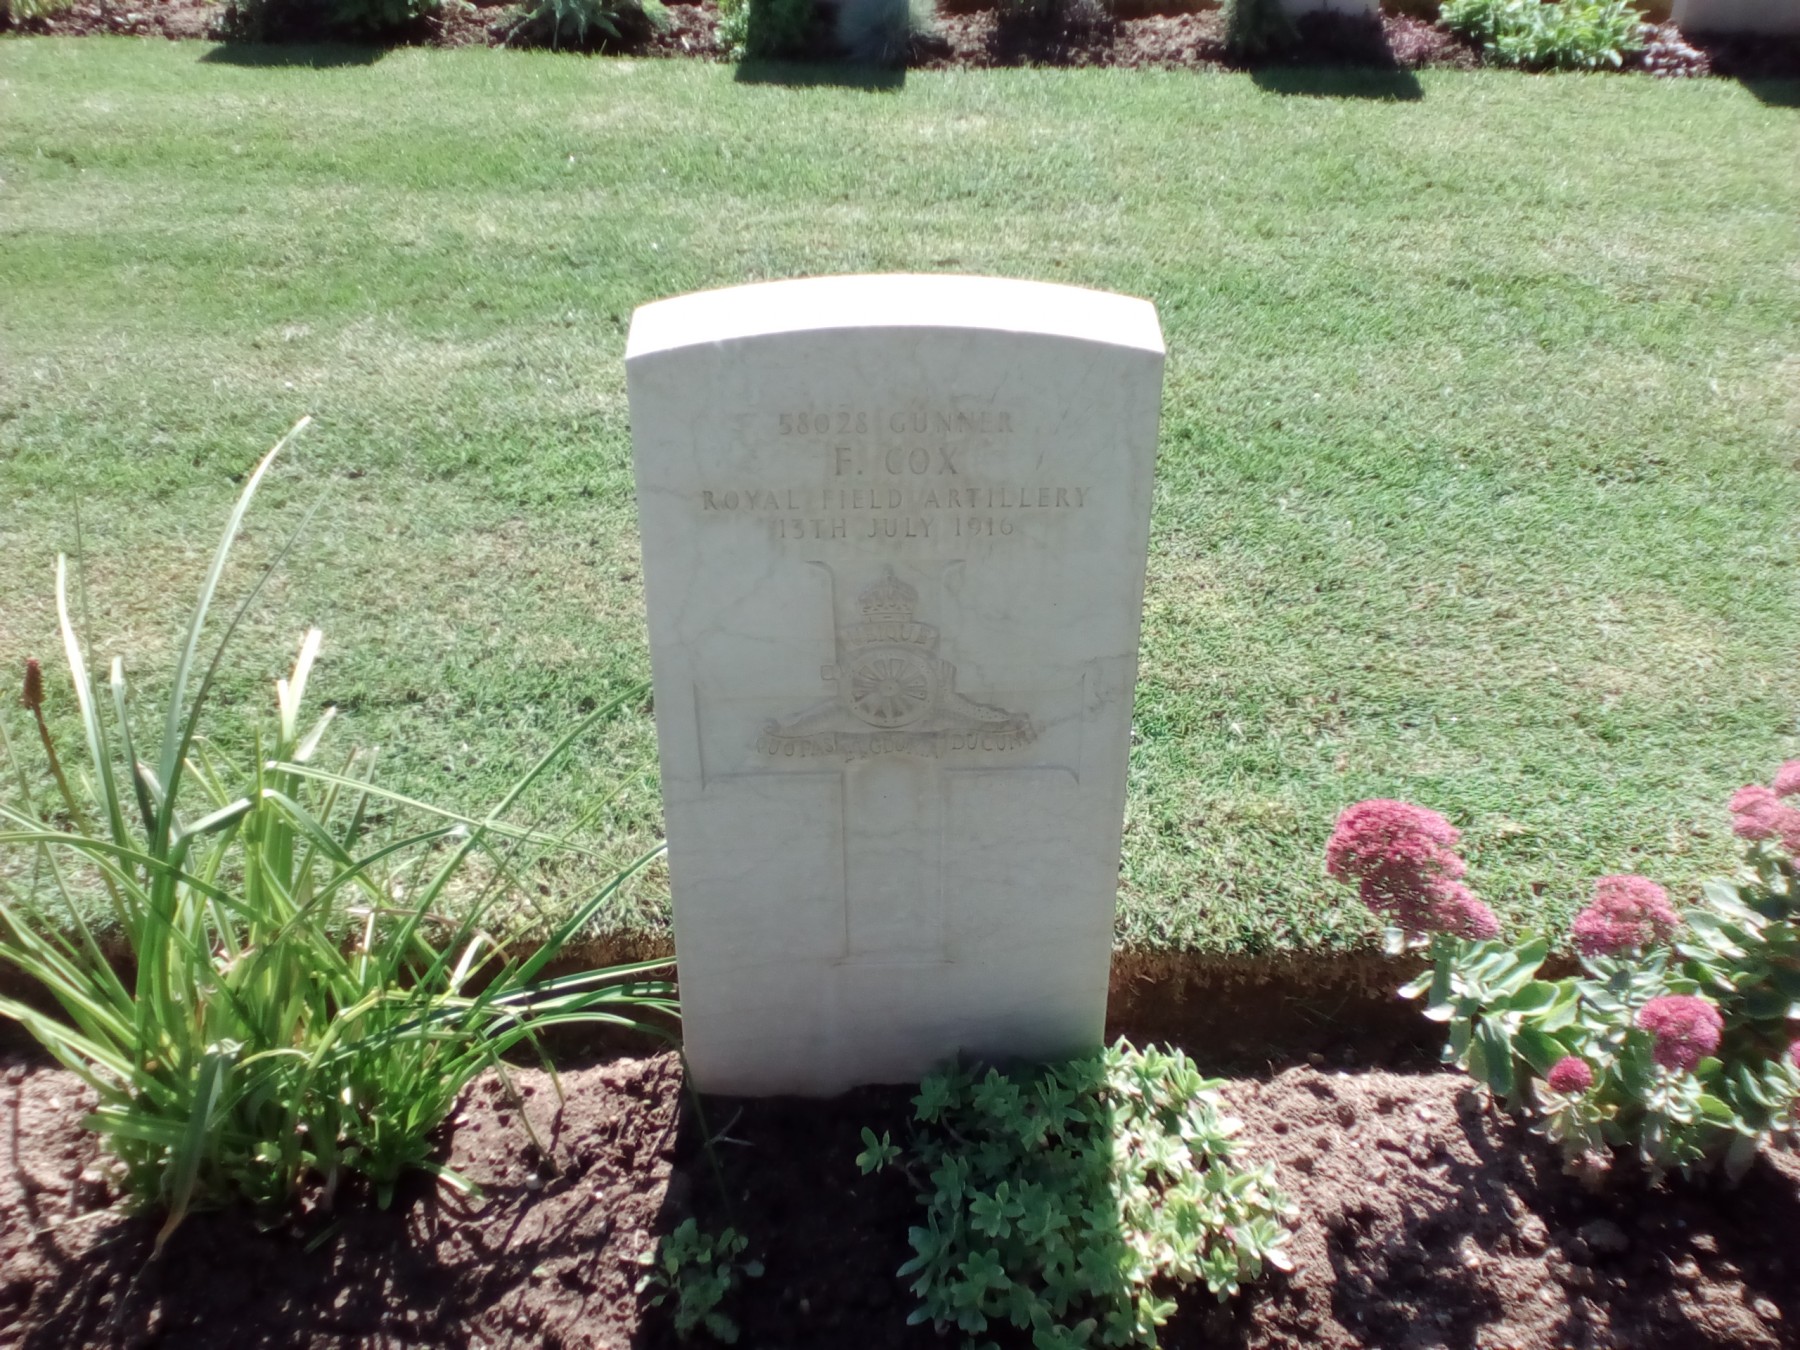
xmin=1243 ymin=12 xmax=1424 ymax=99
xmin=732 ymin=58 xmax=904 ymax=90
xmin=1675 ymin=31 xmax=1800 ymax=100
xmin=1251 ymin=65 xmax=1423 ymax=101
xmin=1738 ymin=78 xmax=1800 ymax=108
xmin=199 ymin=42 xmax=390 ymax=67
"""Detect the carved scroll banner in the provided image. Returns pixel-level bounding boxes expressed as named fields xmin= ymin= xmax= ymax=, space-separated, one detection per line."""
xmin=626 ymin=276 xmax=1164 ymax=1095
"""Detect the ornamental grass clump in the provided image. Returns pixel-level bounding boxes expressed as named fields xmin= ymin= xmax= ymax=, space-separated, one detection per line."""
xmin=0 ymin=423 xmax=676 ymax=1245
xmin=505 ymin=0 xmax=668 ymax=50
xmin=1329 ymin=771 xmax=1800 ymax=1184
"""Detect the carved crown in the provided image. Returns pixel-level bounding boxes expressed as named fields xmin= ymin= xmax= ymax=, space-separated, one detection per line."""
xmin=858 ymin=570 xmax=917 ymax=622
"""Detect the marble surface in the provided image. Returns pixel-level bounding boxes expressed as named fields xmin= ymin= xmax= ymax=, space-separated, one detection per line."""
xmin=1671 ymin=0 xmax=1800 ymax=32
xmin=626 ymin=275 xmax=1164 ymax=1096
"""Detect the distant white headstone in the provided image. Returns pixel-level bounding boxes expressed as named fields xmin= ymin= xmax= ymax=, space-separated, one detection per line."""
xmin=626 ymin=276 xmax=1164 ymax=1096
xmin=1672 ymin=0 xmax=1800 ymax=33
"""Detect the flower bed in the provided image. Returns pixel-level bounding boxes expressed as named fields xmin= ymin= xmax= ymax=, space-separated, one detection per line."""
xmin=3 ymin=1049 xmax=1794 ymax=1347
xmin=7 ymin=0 xmax=1799 ymax=80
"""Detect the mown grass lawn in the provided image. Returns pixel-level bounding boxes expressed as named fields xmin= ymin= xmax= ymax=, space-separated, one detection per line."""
xmin=0 ymin=38 xmax=1795 ymax=955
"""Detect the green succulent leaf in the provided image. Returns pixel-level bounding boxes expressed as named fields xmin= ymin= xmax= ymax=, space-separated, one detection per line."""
xmin=872 ymin=1041 xmax=1292 ymax=1347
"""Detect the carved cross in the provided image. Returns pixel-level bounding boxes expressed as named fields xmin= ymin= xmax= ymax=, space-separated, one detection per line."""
xmin=700 ymin=561 xmax=1084 ymax=966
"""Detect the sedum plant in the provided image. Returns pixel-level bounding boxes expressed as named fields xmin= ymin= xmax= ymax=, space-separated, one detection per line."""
xmin=860 ymin=1039 xmax=1294 ymax=1349
xmin=636 ymin=1218 xmax=763 ymax=1343
xmin=1440 ymin=0 xmax=1646 ymax=70
xmin=1326 ymin=784 xmax=1800 ymax=1184
xmin=0 ymin=422 xmax=675 ymax=1246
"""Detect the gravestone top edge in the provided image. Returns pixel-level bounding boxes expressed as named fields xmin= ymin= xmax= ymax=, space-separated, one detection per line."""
xmin=625 ymin=274 xmax=1165 ymax=363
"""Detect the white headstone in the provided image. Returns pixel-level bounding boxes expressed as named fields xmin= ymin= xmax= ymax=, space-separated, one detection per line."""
xmin=626 ymin=275 xmax=1164 ymax=1096
xmin=1672 ymin=0 xmax=1800 ymax=33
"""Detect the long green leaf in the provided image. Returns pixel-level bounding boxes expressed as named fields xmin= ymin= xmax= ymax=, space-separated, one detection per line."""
xmin=0 ymin=824 xmax=256 ymax=915
xmin=55 ymin=557 xmax=126 ymax=849
xmin=153 ymin=417 xmax=310 ymax=856
xmin=269 ymin=766 xmax=615 ymax=858
xmin=109 ymin=658 xmax=158 ymax=843
xmin=154 ymin=1044 xmax=232 ymax=1255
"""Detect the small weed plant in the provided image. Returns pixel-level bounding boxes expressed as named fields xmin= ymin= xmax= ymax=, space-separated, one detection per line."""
xmin=1440 ymin=0 xmax=1646 ymax=70
xmin=1326 ymin=780 xmax=1800 ymax=1184
xmin=636 ymin=1218 xmax=762 ymax=1343
xmin=861 ymin=1040 xmax=1294 ymax=1348
xmin=0 ymin=423 xmax=676 ymax=1245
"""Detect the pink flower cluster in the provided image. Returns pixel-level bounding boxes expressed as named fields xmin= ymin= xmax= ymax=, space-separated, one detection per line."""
xmin=1729 ymin=761 xmax=1800 ymax=854
xmin=1326 ymin=800 xmax=1500 ymax=941
xmin=1546 ymin=1056 xmax=1594 ymax=1095
xmin=1570 ymin=875 xmax=1680 ymax=958
xmin=1636 ymin=995 xmax=1723 ymax=1073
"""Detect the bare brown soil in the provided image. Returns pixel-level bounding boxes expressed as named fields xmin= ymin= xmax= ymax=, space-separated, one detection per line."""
xmin=4 ymin=1047 xmax=1797 ymax=1349
xmin=1 ymin=0 xmax=215 ymax=39
xmin=7 ymin=0 xmax=1799 ymax=81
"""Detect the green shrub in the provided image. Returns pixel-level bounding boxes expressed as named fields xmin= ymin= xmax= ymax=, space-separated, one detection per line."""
xmin=217 ymin=0 xmax=440 ymax=42
xmin=1440 ymin=0 xmax=1646 ymax=69
xmin=1223 ymin=0 xmax=1296 ymax=58
xmin=327 ymin=0 xmax=438 ymax=32
xmin=507 ymin=0 xmax=667 ymax=49
xmin=714 ymin=0 xmax=749 ymax=57
xmin=0 ymin=421 xmax=676 ymax=1244
xmin=716 ymin=0 xmax=813 ymax=60
xmin=3 ymin=0 xmax=79 ymax=22
xmin=861 ymin=1040 xmax=1294 ymax=1347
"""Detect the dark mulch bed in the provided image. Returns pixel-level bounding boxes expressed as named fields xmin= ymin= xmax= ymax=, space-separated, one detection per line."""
xmin=912 ymin=9 xmax=1477 ymax=73
xmin=7 ymin=0 xmax=1800 ymax=81
xmin=1 ymin=0 xmax=217 ymax=39
xmin=4 ymin=1048 xmax=1798 ymax=1349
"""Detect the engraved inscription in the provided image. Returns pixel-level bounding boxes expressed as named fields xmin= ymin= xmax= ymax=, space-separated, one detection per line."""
xmin=697 ymin=403 xmax=1089 ymax=548
xmin=697 ymin=484 xmax=1092 ymax=548
xmin=758 ymin=570 xmax=1034 ymax=762
xmin=778 ymin=409 xmax=1014 ymax=437
xmin=697 ymin=486 xmax=1090 ymax=512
